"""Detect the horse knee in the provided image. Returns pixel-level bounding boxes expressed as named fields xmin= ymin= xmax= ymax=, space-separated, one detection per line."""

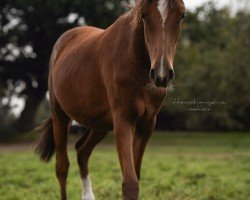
xmin=122 ymin=179 xmax=139 ymax=200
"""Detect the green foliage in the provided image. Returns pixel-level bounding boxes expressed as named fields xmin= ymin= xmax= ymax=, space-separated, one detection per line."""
xmin=0 ymin=133 xmax=250 ymax=199
xmin=160 ymin=3 xmax=250 ymax=131
xmin=0 ymin=0 xmax=126 ymax=85
xmin=0 ymin=1 xmax=249 ymax=131
xmin=0 ymin=0 xmax=127 ymax=131
xmin=35 ymin=98 xmax=50 ymax=124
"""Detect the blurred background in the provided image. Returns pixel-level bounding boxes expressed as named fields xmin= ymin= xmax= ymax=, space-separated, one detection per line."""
xmin=0 ymin=0 xmax=249 ymax=136
xmin=0 ymin=1 xmax=250 ymax=199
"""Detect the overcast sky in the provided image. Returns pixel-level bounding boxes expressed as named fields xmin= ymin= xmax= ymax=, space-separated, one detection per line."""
xmin=185 ymin=0 xmax=229 ymax=10
xmin=184 ymin=0 xmax=249 ymax=11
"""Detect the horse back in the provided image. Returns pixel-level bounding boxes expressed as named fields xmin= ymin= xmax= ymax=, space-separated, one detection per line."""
xmin=49 ymin=26 xmax=104 ymax=69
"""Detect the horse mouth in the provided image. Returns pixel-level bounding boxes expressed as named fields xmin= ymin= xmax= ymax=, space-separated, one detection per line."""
xmin=152 ymin=77 xmax=171 ymax=88
xmin=155 ymin=81 xmax=169 ymax=88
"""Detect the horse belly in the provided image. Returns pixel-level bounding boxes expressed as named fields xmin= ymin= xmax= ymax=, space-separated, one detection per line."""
xmin=58 ymin=86 xmax=113 ymax=131
xmin=70 ymin=87 xmax=113 ymax=131
xmin=53 ymin=64 xmax=113 ymax=131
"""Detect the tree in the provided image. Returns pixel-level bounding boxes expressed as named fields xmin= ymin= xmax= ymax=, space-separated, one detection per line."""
xmin=160 ymin=2 xmax=250 ymax=131
xmin=0 ymin=0 xmax=126 ymax=132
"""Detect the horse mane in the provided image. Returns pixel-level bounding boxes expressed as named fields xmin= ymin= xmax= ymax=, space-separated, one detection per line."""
xmin=130 ymin=0 xmax=152 ymax=28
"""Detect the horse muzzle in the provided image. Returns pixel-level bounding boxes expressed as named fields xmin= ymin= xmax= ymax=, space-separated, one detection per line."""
xmin=149 ymin=68 xmax=175 ymax=88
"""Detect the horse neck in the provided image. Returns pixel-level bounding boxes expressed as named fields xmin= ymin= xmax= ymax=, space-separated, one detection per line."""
xmin=128 ymin=18 xmax=150 ymax=68
xmin=105 ymin=13 xmax=150 ymax=69
xmin=129 ymin=17 xmax=151 ymax=70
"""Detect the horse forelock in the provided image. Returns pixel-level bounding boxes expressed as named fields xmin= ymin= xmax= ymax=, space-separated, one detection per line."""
xmin=130 ymin=0 xmax=178 ymax=29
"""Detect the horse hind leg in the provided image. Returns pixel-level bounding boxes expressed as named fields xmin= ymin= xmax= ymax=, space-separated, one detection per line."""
xmin=51 ymin=99 xmax=71 ymax=200
xmin=76 ymin=129 xmax=108 ymax=200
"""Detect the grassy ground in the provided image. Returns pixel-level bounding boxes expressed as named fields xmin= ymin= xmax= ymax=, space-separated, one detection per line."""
xmin=0 ymin=132 xmax=250 ymax=200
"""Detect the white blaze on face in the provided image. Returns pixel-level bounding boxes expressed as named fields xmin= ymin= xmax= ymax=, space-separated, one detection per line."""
xmin=157 ymin=0 xmax=169 ymax=79
xmin=157 ymin=0 xmax=168 ymax=25
xmin=159 ymin=55 xmax=165 ymax=79
xmin=82 ymin=175 xmax=95 ymax=200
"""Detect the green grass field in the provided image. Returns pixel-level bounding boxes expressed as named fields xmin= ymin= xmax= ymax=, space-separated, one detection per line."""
xmin=1 ymin=133 xmax=250 ymax=200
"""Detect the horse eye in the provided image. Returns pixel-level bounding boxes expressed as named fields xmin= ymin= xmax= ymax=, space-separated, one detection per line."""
xmin=181 ymin=12 xmax=186 ymax=20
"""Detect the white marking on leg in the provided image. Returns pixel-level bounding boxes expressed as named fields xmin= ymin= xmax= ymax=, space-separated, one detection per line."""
xmin=82 ymin=175 xmax=95 ymax=200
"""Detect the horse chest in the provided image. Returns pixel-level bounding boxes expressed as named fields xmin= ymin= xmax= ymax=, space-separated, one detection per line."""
xmin=137 ymin=89 xmax=167 ymax=120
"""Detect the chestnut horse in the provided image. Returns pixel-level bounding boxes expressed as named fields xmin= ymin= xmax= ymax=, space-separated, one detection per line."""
xmin=35 ymin=0 xmax=185 ymax=199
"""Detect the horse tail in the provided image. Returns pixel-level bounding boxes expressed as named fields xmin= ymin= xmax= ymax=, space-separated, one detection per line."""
xmin=35 ymin=118 xmax=55 ymax=162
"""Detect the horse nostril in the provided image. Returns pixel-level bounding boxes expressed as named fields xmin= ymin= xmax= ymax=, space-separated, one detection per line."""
xmin=149 ymin=69 xmax=155 ymax=80
xmin=154 ymin=75 xmax=168 ymax=87
xmin=155 ymin=76 xmax=162 ymax=86
xmin=162 ymin=77 xmax=168 ymax=85
xmin=169 ymin=69 xmax=175 ymax=80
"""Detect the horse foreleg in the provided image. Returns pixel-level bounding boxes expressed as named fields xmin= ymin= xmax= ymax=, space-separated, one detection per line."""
xmin=76 ymin=129 xmax=108 ymax=200
xmin=133 ymin=118 xmax=156 ymax=180
xmin=114 ymin=116 xmax=139 ymax=200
